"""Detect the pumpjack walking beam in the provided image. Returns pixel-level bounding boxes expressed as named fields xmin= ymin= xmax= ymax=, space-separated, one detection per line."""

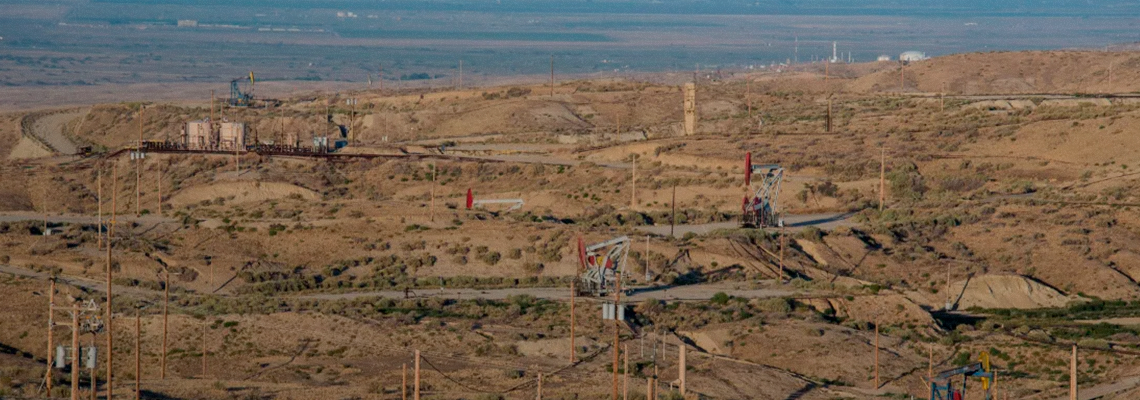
xmin=742 ymin=152 xmax=784 ymax=228
xmin=576 ymin=236 xmax=632 ymax=297
xmin=929 ymin=352 xmax=995 ymax=400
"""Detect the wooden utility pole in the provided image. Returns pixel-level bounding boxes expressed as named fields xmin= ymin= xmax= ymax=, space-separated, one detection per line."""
xmin=458 ymin=60 xmax=463 ymax=89
xmin=779 ymin=224 xmax=786 ymax=283
xmin=623 ymin=344 xmax=629 ymax=400
xmin=414 ymin=350 xmax=421 ymax=400
xmin=402 ymin=363 xmax=407 ymax=400
xmin=379 ymin=64 xmax=383 ymax=93
xmin=201 ymin=318 xmax=207 ymax=376
xmin=940 ymin=82 xmax=946 ymax=112
xmin=874 ymin=318 xmax=880 ymax=389
xmin=928 ymin=344 xmax=933 ymax=381
xmin=899 ymin=62 xmax=905 ymax=91
xmin=1108 ymin=61 xmax=1113 ymax=90
xmin=550 ymin=55 xmax=555 ymax=96
xmin=89 ymin=333 xmax=96 ymax=400
xmin=536 ymin=372 xmax=543 ymax=400
xmin=42 ymin=185 xmax=47 ymax=236
xmin=679 ymin=342 xmax=686 ymax=396
xmin=429 ymin=163 xmax=436 ymax=222
xmin=879 ymin=147 xmax=886 ymax=212
xmin=97 ymin=168 xmax=102 ymax=249
xmin=647 ymin=377 xmax=654 ymax=400
xmin=108 ymin=161 xmax=117 ymax=400
xmin=46 ymin=279 xmax=55 ymax=396
xmin=670 ymin=184 xmax=677 ymax=237
xmin=570 ymin=281 xmax=576 ymax=364
xmin=1070 ymin=345 xmax=1078 ymax=400
xmin=826 ymin=97 xmax=832 ymax=133
xmin=71 ymin=302 xmax=80 ymax=400
xmin=89 ymin=332 xmax=96 ymax=400
xmin=156 ymin=163 xmax=162 ymax=217
xmin=161 ymin=265 xmax=168 ymax=379
xmin=746 ymin=79 xmax=752 ymax=118
xmin=136 ymin=106 xmax=143 ymax=217
xmin=135 ymin=309 xmax=141 ymax=400
xmin=612 ymin=274 xmax=621 ymax=400
xmin=630 ymin=155 xmax=637 ymax=209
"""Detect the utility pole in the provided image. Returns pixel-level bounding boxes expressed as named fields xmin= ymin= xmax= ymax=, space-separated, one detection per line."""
xmin=928 ymin=344 xmax=933 ymax=381
xmin=536 ymin=372 xmax=543 ymax=400
xmin=623 ymin=344 xmax=629 ymax=400
xmin=550 ymin=55 xmax=555 ymax=97
xmin=414 ymin=350 xmax=421 ymax=400
xmin=644 ymin=236 xmax=650 ymax=282
xmin=161 ymin=265 xmax=168 ymax=379
xmin=879 ymin=147 xmax=886 ymax=212
xmin=631 ymin=155 xmax=637 ymax=209
xmin=679 ymin=342 xmax=686 ymax=396
xmin=874 ymin=318 xmax=880 ymax=389
xmin=89 ymin=332 xmax=96 ymax=400
xmin=1070 ymin=345 xmax=1078 ymax=400
xmin=826 ymin=97 xmax=832 ymax=133
xmin=612 ymin=273 xmax=621 ymax=400
xmin=570 ymin=281 xmax=576 ymax=364
xmin=458 ymin=60 xmax=463 ymax=89
xmin=779 ymin=223 xmax=786 ymax=283
xmin=46 ymin=278 xmax=56 ymax=396
xmin=746 ymin=79 xmax=752 ymax=119
xmin=899 ymin=62 xmax=905 ymax=91
xmin=107 ymin=161 xmax=117 ymax=400
xmin=135 ymin=309 xmax=141 ymax=400
xmin=71 ymin=302 xmax=80 ymax=400
xmin=97 ymin=168 xmax=102 ymax=249
xmin=940 ymin=82 xmax=946 ymax=112
xmin=429 ymin=163 xmax=436 ymax=222
xmin=670 ymin=184 xmax=677 ymax=237
xmin=137 ymin=105 xmax=143 ymax=217
xmin=379 ymin=64 xmax=383 ymax=93
xmin=201 ymin=318 xmax=208 ymax=376
xmin=42 ymin=185 xmax=47 ymax=236
xmin=156 ymin=163 xmax=162 ymax=217
xmin=347 ymin=98 xmax=357 ymax=145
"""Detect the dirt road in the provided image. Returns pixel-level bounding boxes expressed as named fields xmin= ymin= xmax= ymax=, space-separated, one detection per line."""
xmin=1048 ymin=375 xmax=1140 ymax=400
xmin=299 ymin=282 xmax=796 ymax=302
xmin=636 ymin=212 xmax=855 ymax=238
xmin=0 ymin=260 xmax=795 ymax=303
xmin=0 ymin=211 xmax=175 ymax=227
xmin=24 ymin=109 xmax=85 ymax=155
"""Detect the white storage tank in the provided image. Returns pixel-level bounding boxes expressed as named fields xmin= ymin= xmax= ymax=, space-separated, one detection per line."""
xmin=219 ymin=122 xmax=246 ymax=150
xmin=185 ymin=120 xmax=212 ymax=150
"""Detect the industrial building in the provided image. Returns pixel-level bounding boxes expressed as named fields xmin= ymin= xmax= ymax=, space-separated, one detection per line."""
xmin=877 ymin=55 xmax=892 ymax=62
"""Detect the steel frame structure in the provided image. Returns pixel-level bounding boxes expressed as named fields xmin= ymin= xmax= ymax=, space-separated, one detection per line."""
xmin=465 ymin=188 xmax=524 ymax=212
xmin=742 ymin=152 xmax=784 ymax=228
xmin=930 ymin=352 xmax=994 ymax=400
xmin=576 ymin=236 xmax=631 ymax=296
